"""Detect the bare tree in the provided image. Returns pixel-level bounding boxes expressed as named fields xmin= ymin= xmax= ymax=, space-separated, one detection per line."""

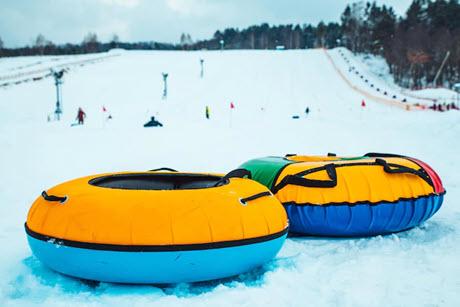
xmin=82 ymin=32 xmax=99 ymax=53
xmin=34 ymin=34 xmax=49 ymax=55
xmin=110 ymin=34 xmax=119 ymax=48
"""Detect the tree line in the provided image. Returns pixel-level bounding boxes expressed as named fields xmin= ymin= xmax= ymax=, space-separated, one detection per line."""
xmin=0 ymin=33 xmax=176 ymax=57
xmin=339 ymin=0 xmax=460 ymax=88
xmin=189 ymin=0 xmax=460 ymax=88
xmin=1 ymin=0 xmax=459 ymax=88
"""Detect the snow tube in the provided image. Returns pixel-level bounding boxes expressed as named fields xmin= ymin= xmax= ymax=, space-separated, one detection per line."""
xmin=240 ymin=153 xmax=445 ymax=237
xmin=25 ymin=169 xmax=288 ymax=284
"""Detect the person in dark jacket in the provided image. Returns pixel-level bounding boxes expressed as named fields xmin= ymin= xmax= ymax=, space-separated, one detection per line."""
xmin=76 ymin=107 xmax=86 ymax=125
xmin=144 ymin=116 xmax=163 ymax=127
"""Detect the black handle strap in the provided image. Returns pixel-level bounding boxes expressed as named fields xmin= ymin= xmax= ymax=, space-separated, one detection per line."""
xmin=240 ymin=191 xmax=272 ymax=205
xmin=149 ymin=167 xmax=178 ymax=172
xmin=41 ymin=191 xmax=67 ymax=203
xmin=224 ymin=168 xmax=252 ymax=179
xmin=369 ymin=154 xmax=433 ymax=186
xmin=375 ymin=158 xmax=424 ymax=176
xmin=214 ymin=168 xmax=252 ymax=187
xmin=365 ymin=152 xmax=407 ymax=158
xmin=272 ymin=164 xmax=337 ymax=194
xmin=286 ymin=153 xmax=337 ymax=157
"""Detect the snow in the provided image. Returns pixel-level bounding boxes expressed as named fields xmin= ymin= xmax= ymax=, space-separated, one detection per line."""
xmin=411 ymin=88 xmax=459 ymax=101
xmin=0 ymin=53 xmax=119 ymax=86
xmin=0 ymin=49 xmax=459 ymax=306
xmin=333 ymin=47 xmax=459 ymax=104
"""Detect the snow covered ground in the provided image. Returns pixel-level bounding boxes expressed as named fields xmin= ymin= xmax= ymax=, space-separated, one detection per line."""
xmin=334 ymin=47 xmax=459 ymax=104
xmin=0 ymin=48 xmax=459 ymax=306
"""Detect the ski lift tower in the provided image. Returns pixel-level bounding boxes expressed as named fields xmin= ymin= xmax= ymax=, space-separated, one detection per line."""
xmin=162 ymin=72 xmax=168 ymax=99
xmin=52 ymin=69 xmax=65 ymax=120
xmin=200 ymin=58 xmax=204 ymax=78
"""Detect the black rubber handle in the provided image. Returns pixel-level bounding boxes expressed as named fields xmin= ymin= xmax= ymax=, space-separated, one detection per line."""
xmin=214 ymin=168 xmax=252 ymax=187
xmin=149 ymin=167 xmax=178 ymax=172
xmin=41 ymin=191 xmax=67 ymax=203
xmin=240 ymin=191 xmax=272 ymax=205
xmin=272 ymin=164 xmax=337 ymax=193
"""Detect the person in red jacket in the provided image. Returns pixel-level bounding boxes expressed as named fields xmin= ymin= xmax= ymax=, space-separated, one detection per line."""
xmin=76 ymin=107 xmax=86 ymax=125
xmin=361 ymin=99 xmax=366 ymax=107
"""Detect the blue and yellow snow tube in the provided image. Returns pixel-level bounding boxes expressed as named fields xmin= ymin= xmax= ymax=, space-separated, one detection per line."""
xmin=240 ymin=153 xmax=445 ymax=236
xmin=25 ymin=169 xmax=288 ymax=284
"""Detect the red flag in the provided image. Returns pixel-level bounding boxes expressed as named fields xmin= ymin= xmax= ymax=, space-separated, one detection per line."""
xmin=230 ymin=102 xmax=235 ymax=109
xmin=102 ymin=106 xmax=107 ymax=112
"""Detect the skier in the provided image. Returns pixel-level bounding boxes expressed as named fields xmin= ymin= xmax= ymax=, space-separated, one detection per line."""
xmin=76 ymin=107 xmax=86 ymax=125
xmin=305 ymin=107 xmax=310 ymax=116
xmin=361 ymin=99 xmax=366 ymax=107
xmin=205 ymin=106 xmax=210 ymax=119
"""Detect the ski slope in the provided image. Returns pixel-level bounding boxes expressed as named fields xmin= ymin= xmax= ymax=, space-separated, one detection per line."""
xmin=0 ymin=49 xmax=459 ymax=306
xmin=332 ymin=48 xmax=459 ymax=104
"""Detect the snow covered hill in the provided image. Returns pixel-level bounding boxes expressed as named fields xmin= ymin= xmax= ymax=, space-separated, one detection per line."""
xmin=0 ymin=49 xmax=459 ymax=306
xmin=332 ymin=47 xmax=459 ymax=104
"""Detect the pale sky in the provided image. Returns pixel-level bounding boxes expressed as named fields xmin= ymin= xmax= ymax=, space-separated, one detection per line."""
xmin=0 ymin=0 xmax=413 ymax=47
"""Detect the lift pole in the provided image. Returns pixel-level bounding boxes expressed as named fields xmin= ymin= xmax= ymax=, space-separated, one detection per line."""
xmin=162 ymin=72 xmax=168 ymax=99
xmin=52 ymin=70 xmax=65 ymax=120
xmin=200 ymin=59 xmax=204 ymax=78
xmin=433 ymin=51 xmax=450 ymax=86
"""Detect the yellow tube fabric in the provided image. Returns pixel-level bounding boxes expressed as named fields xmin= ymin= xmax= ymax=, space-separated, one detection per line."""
xmin=26 ymin=172 xmax=288 ymax=246
xmin=276 ymin=156 xmax=435 ymax=205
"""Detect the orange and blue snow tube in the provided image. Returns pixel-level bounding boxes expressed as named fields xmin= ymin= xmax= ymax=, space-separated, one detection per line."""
xmin=25 ymin=168 xmax=288 ymax=284
xmin=240 ymin=153 xmax=445 ymax=237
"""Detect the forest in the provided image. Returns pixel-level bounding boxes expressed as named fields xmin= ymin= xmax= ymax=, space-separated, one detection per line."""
xmin=189 ymin=0 xmax=460 ymax=88
xmin=1 ymin=0 xmax=459 ymax=88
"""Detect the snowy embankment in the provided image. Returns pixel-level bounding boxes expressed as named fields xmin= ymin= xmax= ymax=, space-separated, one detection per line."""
xmin=0 ymin=49 xmax=459 ymax=306
xmin=0 ymin=52 xmax=120 ymax=88
xmin=331 ymin=47 xmax=459 ymax=104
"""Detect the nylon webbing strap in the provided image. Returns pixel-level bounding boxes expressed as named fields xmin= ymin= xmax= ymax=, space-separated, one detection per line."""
xmin=272 ymin=163 xmax=337 ymax=193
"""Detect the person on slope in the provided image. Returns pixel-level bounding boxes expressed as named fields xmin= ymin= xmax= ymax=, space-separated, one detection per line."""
xmin=361 ymin=99 xmax=366 ymax=107
xmin=205 ymin=106 xmax=210 ymax=119
xmin=305 ymin=107 xmax=310 ymax=117
xmin=76 ymin=107 xmax=86 ymax=125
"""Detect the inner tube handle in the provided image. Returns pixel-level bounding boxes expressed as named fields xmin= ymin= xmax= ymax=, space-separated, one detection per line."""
xmin=149 ymin=167 xmax=178 ymax=172
xmin=272 ymin=164 xmax=337 ymax=193
xmin=214 ymin=168 xmax=252 ymax=187
xmin=41 ymin=191 xmax=67 ymax=204
xmin=239 ymin=191 xmax=272 ymax=205
xmin=372 ymin=157 xmax=434 ymax=187
xmin=375 ymin=158 xmax=420 ymax=175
